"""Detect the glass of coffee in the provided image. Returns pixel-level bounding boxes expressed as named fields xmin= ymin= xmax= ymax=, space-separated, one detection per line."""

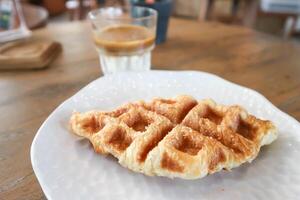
xmin=88 ymin=6 xmax=157 ymax=75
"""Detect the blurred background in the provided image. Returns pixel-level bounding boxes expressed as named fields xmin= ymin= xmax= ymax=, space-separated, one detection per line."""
xmin=3 ymin=0 xmax=300 ymax=40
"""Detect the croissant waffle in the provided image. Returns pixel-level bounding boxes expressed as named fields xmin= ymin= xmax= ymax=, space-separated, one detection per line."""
xmin=70 ymin=95 xmax=277 ymax=179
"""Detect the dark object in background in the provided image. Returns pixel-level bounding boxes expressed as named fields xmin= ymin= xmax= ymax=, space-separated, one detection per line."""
xmin=30 ymin=0 xmax=65 ymax=16
xmin=133 ymin=0 xmax=173 ymax=44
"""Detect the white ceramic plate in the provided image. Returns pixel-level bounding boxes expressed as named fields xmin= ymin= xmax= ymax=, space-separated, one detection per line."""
xmin=31 ymin=71 xmax=300 ymax=200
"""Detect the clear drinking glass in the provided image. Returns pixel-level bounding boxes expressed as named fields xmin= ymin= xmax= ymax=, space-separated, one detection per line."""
xmin=88 ymin=6 xmax=157 ymax=75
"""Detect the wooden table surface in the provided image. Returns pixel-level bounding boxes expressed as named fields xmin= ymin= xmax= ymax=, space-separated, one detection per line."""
xmin=0 ymin=18 xmax=299 ymax=199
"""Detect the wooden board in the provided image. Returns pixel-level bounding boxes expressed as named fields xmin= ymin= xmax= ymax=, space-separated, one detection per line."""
xmin=0 ymin=39 xmax=62 ymax=70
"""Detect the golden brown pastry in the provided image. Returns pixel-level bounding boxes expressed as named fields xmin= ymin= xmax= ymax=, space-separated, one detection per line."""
xmin=69 ymin=95 xmax=277 ymax=179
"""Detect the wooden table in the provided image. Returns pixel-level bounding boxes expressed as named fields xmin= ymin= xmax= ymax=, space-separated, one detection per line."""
xmin=0 ymin=18 xmax=299 ymax=199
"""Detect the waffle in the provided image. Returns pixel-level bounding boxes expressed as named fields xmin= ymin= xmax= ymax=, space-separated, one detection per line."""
xmin=70 ymin=95 xmax=277 ymax=179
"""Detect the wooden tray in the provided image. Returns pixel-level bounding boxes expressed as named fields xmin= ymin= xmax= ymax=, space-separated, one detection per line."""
xmin=0 ymin=39 xmax=62 ymax=70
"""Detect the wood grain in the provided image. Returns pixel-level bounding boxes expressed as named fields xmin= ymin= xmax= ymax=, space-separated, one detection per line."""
xmin=0 ymin=18 xmax=299 ymax=199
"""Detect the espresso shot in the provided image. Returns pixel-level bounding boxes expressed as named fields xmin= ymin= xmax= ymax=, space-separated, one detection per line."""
xmin=89 ymin=7 xmax=157 ymax=74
